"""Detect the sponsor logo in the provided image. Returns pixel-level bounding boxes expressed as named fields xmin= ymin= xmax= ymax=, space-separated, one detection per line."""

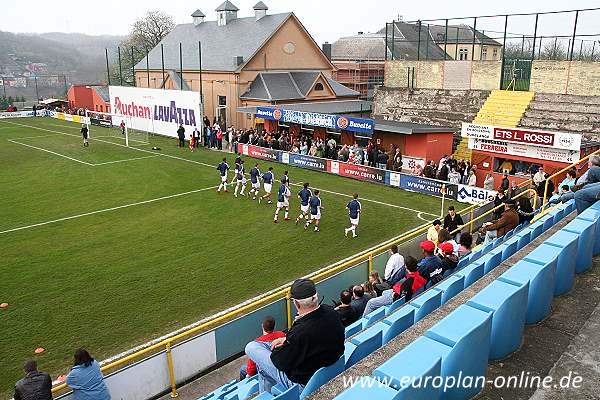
xmin=559 ymin=134 xmax=575 ymax=148
xmin=273 ymin=109 xmax=282 ymax=121
xmin=336 ymin=117 xmax=349 ymax=129
xmin=348 ymin=120 xmax=373 ymax=131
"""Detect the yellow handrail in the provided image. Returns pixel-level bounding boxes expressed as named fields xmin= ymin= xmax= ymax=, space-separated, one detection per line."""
xmin=50 ymin=199 xmax=484 ymax=396
xmin=540 ymin=148 xmax=600 ymax=215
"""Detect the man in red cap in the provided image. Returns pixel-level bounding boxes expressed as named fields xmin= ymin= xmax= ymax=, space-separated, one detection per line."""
xmin=416 ymin=240 xmax=443 ymax=284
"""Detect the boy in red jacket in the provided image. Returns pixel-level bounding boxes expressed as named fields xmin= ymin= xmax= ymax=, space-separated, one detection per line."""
xmin=240 ymin=316 xmax=285 ymax=380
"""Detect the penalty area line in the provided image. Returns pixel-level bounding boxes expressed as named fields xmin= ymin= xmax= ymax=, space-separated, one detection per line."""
xmin=0 ymin=185 xmax=219 ymax=235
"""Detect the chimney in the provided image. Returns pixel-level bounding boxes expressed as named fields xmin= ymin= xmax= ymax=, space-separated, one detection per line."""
xmin=234 ymin=56 xmax=244 ymax=66
xmin=322 ymin=42 xmax=332 ymax=61
xmin=358 ymin=31 xmax=364 ymax=35
xmin=216 ymin=1 xmax=239 ymax=26
xmin=191 ymin=9 xmax=205 ymax=26
xmin=253 ymin=1 xmax=268 ymax=20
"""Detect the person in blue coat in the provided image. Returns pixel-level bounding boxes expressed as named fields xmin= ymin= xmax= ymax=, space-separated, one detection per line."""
xmin=66 ymin=349 xmax=111 ymax=400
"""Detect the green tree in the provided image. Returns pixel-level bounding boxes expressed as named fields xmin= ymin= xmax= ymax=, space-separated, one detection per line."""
xmin=109 ymin=10 xmax=175 ymax=86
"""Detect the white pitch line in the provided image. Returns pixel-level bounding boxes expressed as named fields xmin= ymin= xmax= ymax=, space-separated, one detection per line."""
xmin=3 ymin=120 xmax=441 ymax=217
xmin=7 ymin=139 xmax=95 ymax=166
xmin=0 ymin=185 xmax=219 ymax=235
xmin=9 ymin=133 xmax=64 ymax=140
xmin=93 ymin=155 xmax=158 ymax=165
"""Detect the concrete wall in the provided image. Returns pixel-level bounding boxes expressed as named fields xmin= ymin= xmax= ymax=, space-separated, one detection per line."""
xmin=385 ymin=60 xmax=501 ymax=91
xmin=530 ymin=60 xmax=600 ymax=96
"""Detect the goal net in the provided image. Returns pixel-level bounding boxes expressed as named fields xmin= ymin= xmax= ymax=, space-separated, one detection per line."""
xmin=86 ymin=110 xmax=151 ymax=146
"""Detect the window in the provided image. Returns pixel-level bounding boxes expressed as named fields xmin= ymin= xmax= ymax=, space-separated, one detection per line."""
xmin=458 ymin=48 xmax=469 ymax=61
xmin=481 ymin=47 xmax=487 ymax=60
xmin=314 ymin=83 xmax=324 ymax=91
xmin=493 ymin=48 xmax=498 ymax=59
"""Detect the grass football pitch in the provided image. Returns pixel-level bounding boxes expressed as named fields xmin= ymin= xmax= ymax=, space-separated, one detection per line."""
xmin=0 ymin=117 xmax=461 ymax=394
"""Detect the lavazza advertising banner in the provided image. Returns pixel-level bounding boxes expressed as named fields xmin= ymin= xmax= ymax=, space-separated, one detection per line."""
xmin=109 ymin=86 xmax=202 ymax=138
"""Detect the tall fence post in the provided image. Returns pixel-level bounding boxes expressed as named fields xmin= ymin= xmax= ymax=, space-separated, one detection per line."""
xmin=500 ymin=15 xmax=508 ymax=88
xmin=425 ymin=24 xmax=430 ymax=60
xmin=105 ymin=48 xmax=111 ymax=86
xmin=161 ymin=44 xmax=166 ymax=88
xmin=391 ymin=20 xmax=395 ymax=60
xmin=444 ymin=19 xmax=449 ymax=60
xmin=455 ymin=26 xmax=459 ymax=60
xmin=417 ymin=20 xmax=422 ymax=61
xmin=179 ymin=42 xmax=184 ymax=90
xmin=471 ymin=17 xmax=477 ymax=61
xmin=131 ymin=46 xmax=136 ymax=87
xmin=569 ymin=10 xmax=579 ymax=61
xmin=146 ymin=48 xmax=150 ymax=87
xmin=531 ymin=14 xmax=539 ymax=61
xmin=118 ymin=47 xmax=123 ymax=86
xmin=368 ymin=253 xmax=373 ymax=274
xmin=165 ymin=342 xmax=178 ymax=398
xmin=385 ymin=23 xmax=389 ymax=61
xmin=198 ymin=41 xmax=204 ymax=112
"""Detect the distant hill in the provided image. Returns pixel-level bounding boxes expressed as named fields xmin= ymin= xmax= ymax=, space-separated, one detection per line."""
xmin=36 ymin=32 xmax=126 ymax=61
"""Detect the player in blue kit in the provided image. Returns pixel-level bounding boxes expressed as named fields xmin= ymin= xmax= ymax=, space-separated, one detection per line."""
xmin=216 ymin=158 xmax=230 ymax=193
xmin=344 ymin=193 xmax=362 ymax=238
xmin=231 ymin=155 xmax=242 ymax=185
xmin=234 ymin=160 xmax=246 ymax=197
xmin=248 ymin=163 xmax=261 ymax=200
xmin=305 ymin=190 xmax=323 ymax=232
xmin=295 ymin=182 xmax=312 ymax=225
xmin=281 ymin=170 xmax=290 ymax=186
xmin=273 ymin=181 xmax=291 ymax=223
xmin=259 ymin=167 xmax=275 ymax=204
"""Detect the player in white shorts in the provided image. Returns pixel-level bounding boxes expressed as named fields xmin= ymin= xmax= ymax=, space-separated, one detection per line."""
xmin=305 ymin=190 xmax=323 ymax=232
xmin=344 ymin=193 xmax=362 ymax=238
xmin=216 ymin=158 xmax=230 ymax=193
xmin=273 ymin=181 xmax=291 ymax=223
xmin=249 ymin=163 xmax=261 ymax=200
xmin=234 ymin=160 xmax=246 ymax=197
xmin=260 ymin=167 xmax=275 ymax=204
xmin=295 ymin=182 xmax=312 ymax=225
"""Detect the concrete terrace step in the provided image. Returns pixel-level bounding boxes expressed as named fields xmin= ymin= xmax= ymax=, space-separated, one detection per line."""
xmin=520 ymin=119 xmax=600 ymax=135
xmin=524 ymin=110 xmax=600 ymax=124
xmin=533 ymin=93 xmax=600 ymax=105
xmin=528 ymin=101 xmax=600 ymax=114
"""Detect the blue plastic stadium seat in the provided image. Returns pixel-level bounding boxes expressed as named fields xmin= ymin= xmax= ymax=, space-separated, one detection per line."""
xmin=376 ymin=305 xmax=492 ymax=400
xmin=299 ymin=355 xmax=345 ymax=399
xmin=254 ymin=384 xmax=299 ymax=400
xmin=467 ymin=280 xmax=529 ymax=360
xmin=541 ymin=232 xmax=578 ymax=296
xmin=502 ymin=236 xmax=519 ymax=261
xmin=499 ymin=258 xmax=555 ymax=325
xmin=378 ymin=306 xmax=415 ymax=344
xmin=563 ymin=218 xmax=596 ymax=273
xmin=335 ymin=358 xmax=442 ymax=400
xmin=527 ymin=221 xmax=544 ymax=241
xmin=345 ymin=319 xmax=364 ymax=339
xmin=455 ymin=259 xmax=485 ymax=288
xmin=550 ymin=207 xmax=566 ymax=225
xmin=223 ymin=376 xmax=259 ymax=400
xmin=537 ymin=214 xmax=554 ymax=232
xmin=481 ymin=241 xmax=495 ymax=255
xmin=363 ymin=307 xmax=386 ymax=328
xmin=385 ymin=297 xmax=406 ymax=315
xmin=457 ymin=257 xmax=469 ymax=269
xmin=514 ymin=230 xmax=532 ymax=251
xmin=203 ymin=380 xmax=238 ymax=400
xmin=433 ymin=275 xmax=465 ymax=304
xmin=344 ymin=329 xmax=383 ymax=369
xmin=577 ymin=207 xmax=600 ymax=256
xmin=504 ymin=228 xmax=515 ymax=241
xmin=406 ymin=289 xmax=442 ymax=322
xmin=479 ymin=248 xmax=503 ymax=274
xmin=468 ymin=249 xmax=482 ymax=263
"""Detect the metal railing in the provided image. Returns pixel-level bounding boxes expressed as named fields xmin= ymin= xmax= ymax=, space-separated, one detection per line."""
xmin=50 ymin=198 xmax=486 ymax=398
xmin=540 ymin=148 xmax=600 ymax=214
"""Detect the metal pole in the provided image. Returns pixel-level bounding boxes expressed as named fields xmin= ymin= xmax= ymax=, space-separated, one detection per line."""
xmin=521 ymin=35 xmax=525 ymax=59
xmin=146 ymin=48 xmax=150 ymax=87
xmin=569 ymin=10 xmax=579 ymax=61
xmin=118 ymin=47 xmax=123 ymax=86
xmin=161 ymin=44 xmax=165 ymax=88
xmin=455 ymin=26 xmax=459 ymax=60
xmin=471 ymin=17 xmax=477 ymax=61
xmin=553 ymin=37 xmax=558 ymax=60
xmin=286 ymin=289 xmax=292 ymax=329
xmin=131 ymin=46 xmax=135 ymax=86
xmin=391 ymin=20 xmax=395 ymax=60
xmin=531 ymin=14 xmax=539 ymax=61
xmin=425 ymin=24 xmax=430 ymax=60
xmin=385 ymin=23 xmax=389 ymax=61
xmin=538 ymin=37 xmax=543 ymax=59
xmin=34 ymin=76 xmax=39 ymax=101
xmin=444 ymin=19 xmax=449 ymax=60
xmin=179 ymin=42 xmax=183 ymax=90
xmin=2 ymin=77 xmax=6 ymax=98
xmin=579 ymin=39 xmax=584 ymax=60
xmin=417 ymin=20 xmax=422 ymax=61
xmin=165 ymin=343 xmax=178 ymax=398
xmin=198 ymin=41 xmax=203 ymax=109
xmin=63 ymin=75 xmax=67 ymax=97
xmin=500 ymin=15 xmax=508 ymax=89
xmin=592 ymin=41 xmax=596 ymax=60
xmin=105 ymin=48 xmax=111 ymax=86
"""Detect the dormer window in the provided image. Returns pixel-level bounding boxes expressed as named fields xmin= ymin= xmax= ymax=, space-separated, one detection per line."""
xmin=314 ymin=83 xmax=324 ymax=91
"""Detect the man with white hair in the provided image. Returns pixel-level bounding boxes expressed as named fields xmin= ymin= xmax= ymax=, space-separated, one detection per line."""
xmin=244 ymin=278 xmax=344 ymax=393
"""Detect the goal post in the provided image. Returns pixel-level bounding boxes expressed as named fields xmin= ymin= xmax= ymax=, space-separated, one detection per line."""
xmin=85 ymin=110 xmax=150 ymax=146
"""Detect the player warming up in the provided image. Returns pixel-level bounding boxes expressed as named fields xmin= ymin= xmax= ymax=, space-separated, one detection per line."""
xmin=249 ymin=163 xmax=261 ymax=200
xmin=295 ymin=182 xmax=312 ymax=225
xmin=234 ymin=160 xmax=246 ymax=197
xmin=81 ymin=124 xmax=89 ymax=147
xmin=273 ymin=181 xmax=291 ymax=223
xmin=281 ymin=170 xmax=290 ymax=186
xmin=306 ymin=190 xmax=323 ymax=232
xmin=216 ymin=158 xmax=230 ymax=193
xmin=231 ymin=155 xmax=242 ymax=185
xmin=344 ymin=193 xmax=362 ymax=238
xmin=260 ymin=167 xmax=275 ymax=204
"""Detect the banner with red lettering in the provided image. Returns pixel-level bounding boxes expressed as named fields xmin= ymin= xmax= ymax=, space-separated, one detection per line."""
xmin=461 ymin=122 xmax=581 ymax=151
xmin=109 ymin=86 xmax=202 ymax=138
xmin=328 ymin=161 xmax=386 ymax=184
xmin=238 ymin=143 xmax=280 ymax=161
xmin=468 ymin=138 xmax=580 ymax=164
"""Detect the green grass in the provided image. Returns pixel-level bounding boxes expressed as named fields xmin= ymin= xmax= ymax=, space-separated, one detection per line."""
xmin=0 ymin=117 xmax=461 ymax=394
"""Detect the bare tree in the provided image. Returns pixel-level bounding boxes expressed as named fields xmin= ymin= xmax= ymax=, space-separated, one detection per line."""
xmin=110 ymin=11 xmax=175 ymax=86
xmin=540 ymin=40 xmax=567 ymax=60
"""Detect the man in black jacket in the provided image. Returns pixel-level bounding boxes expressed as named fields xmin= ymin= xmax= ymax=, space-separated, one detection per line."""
xmin=443 ymin=206 xmax=464 ymax=240
xmin=14 ymin=360 xmax=53 ymax=400
xmin=244 ymin=278 xmax=344 ymax=393
xmin=177 ymin=125 xmax=185 ymax=147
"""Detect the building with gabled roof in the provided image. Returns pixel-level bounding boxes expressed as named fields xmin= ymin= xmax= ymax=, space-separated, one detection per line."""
xmin=133 ymin=1 xmax=361 ymax=129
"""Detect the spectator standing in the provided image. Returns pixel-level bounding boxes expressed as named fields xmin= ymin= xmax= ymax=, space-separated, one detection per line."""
xmin=392 ymin=148 xmax=402 ymax=171
xmin=377 ymin=150 xmax=389 ymax=170
xmin=483 ymin=173 xmax=495 ymax=190
xmin=437 ymin=161 xmax=449 ymax=181
xmin=467 ymin=169 xmax=477 ymax=186
xmin=177 ymin=124 xmax=185 ymax=148
xmin=493 ymin=190 xmax=507 ymax=219
xmin=443 ymin=206 xmax=464 ymax=239
xmin=517 ymin=196 xmax=535 ymax=225
xmin=240 ymin=316 xmax=286 ymax=380
xmin=448 ymin=168 xmax=461 ymax=184
xmin=193 ymin=127 xmax=201 ymax=148
xmin=244 ymin=279 xmax=344 ymax=393
xmin=427 ymin=219 xmax=442 ymax=244
xmin=334 ymin=291 xmax=357 ymax=327
xmin=423 ymin=161 xmax=436 ymax=179
xmin=14 ymin=360 xmax=52 ymax=400
xmin=533 ymin=166 xmax=545 ymax=188
xmin=536 ymin=173 xmax=555 ymax=201
xmin=500 ymin=173 xmax=510 ymax=192
xmin=66 ymin=349 xmax=111 ymax=400
xmin=507 ymin=180 xmax=519 ymax=199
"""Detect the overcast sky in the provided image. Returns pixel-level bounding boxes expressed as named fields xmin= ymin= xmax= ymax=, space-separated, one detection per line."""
xmin=4 ymin=0 xmax=600 ymax=44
